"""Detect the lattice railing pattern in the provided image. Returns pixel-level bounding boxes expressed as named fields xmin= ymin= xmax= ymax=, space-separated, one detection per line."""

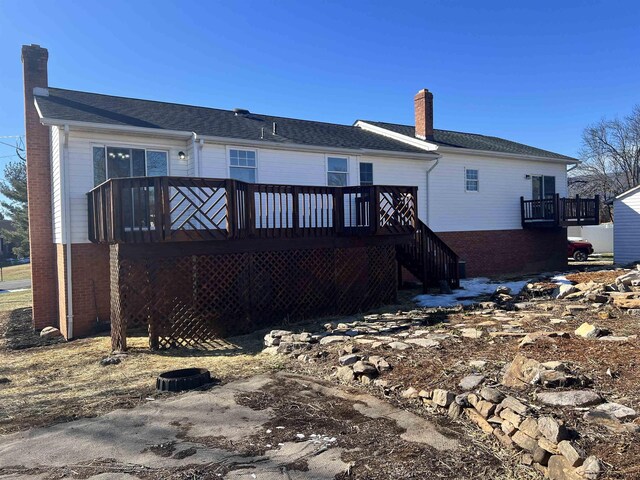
xmin=110 ymin=244 xmax=397 ymax=350
xmin=89 ymin=178 xmax=418 ymax=244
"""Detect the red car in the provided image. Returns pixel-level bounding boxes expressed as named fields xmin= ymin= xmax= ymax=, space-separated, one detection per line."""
xmin=568 ymin=239 xmax=594 ymax=261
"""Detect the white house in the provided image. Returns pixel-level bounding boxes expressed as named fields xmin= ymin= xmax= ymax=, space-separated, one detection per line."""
xmin=22 ymin=44 xmax=599 ymax=342
xmin=612 ymin=185 xmax=640 ymax=264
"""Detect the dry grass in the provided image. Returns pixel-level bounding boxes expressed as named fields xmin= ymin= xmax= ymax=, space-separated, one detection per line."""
xmin=0 ymin=289 xmax=287 ymax=435
xmin=0 ymin=290 xmax=32 ymax=313
xmin=0 ymin=334 xmax=288 ymax=435
xmin=0 ymin=263 xmax=31 ymax=282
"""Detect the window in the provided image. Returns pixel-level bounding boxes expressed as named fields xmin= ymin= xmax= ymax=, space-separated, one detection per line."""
xmin=359 ymin=162 xmax=373 ymax=186
xmin=92 ymin=146 xmax=168 ymax=186
xmin=465 ymin=168 xmax=479 ymax=192
xmin=532 ymin=175 xmax=556 ymax=200
xmin=327 ymin=156 xmax=348 ymax=186
xmin=229 ymin=149 xmax=256 ymax=183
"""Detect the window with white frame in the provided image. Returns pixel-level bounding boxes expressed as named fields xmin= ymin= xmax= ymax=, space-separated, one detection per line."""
xmin=465 ymin=168 xmax=479 ymax=192
xmin=327 ymin=156 xmax=348 ymax=186
xmin=92 ymin=146 xmax=168 ymax=186
xmin=359 ymin=162 xmax=373 ymax=186
xmin=229 ymin=149 xmax=257 ymax=183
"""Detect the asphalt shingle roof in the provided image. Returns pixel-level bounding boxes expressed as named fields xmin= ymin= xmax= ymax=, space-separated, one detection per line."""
xmin=34 ymin=88 xmax=427 ymax=155
xmin=34 ymin=88 xmax=576 ymax=161
xmin=361 ymin=121 xmax=577 ymax=161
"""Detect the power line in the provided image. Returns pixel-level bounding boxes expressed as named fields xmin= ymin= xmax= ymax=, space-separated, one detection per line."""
xmin=0 ymin=140 xmax=24 ymax=150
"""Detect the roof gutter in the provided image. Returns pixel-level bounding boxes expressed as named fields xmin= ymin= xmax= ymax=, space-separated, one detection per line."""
xmin=435 ymin=145 xmax=579 ymax=165
xmin=38 ymin=116 xmax=439 ymax=161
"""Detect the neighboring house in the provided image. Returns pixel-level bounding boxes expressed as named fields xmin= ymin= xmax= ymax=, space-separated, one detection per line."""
xmin=21 ymin=44 xmax=599 ymax=343
xmin=611 ymin=185 xmax=640 ymax=265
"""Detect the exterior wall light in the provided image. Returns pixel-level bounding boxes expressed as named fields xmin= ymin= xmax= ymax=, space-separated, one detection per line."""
xmin=178 ymin=151 xmax=186 ymax=160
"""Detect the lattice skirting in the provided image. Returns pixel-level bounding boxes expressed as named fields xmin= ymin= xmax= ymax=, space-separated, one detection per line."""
xmin=109 ymin=244 xmax=397 ymax=350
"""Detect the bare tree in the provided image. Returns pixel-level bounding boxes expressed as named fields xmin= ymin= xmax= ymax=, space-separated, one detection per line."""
xmin=571 ymin=105 xmax=640 ymax=221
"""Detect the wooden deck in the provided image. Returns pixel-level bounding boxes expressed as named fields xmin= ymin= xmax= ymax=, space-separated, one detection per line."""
xmin=521 ymin=195 xmax=600 ymax=228
xmin=88 ymin=177 xmax=418 ymax=244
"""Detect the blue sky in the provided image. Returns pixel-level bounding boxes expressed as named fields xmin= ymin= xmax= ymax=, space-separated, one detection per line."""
xmin=0 ymin=0 xmax=638 ymax=175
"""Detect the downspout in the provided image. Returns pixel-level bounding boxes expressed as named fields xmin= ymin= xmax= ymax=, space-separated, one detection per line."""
xmin=62 ymin=125 xmax=73 ymax=338
xmin=424 ymin=155 xmax=441 ymax=225
xmin=191 ymin=132 xmax=204 ymax=176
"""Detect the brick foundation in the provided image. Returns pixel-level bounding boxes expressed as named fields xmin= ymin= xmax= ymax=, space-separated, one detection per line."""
xmin=437 ymin=228 xmax=567 ymax=278
xmin=56 ymin=243 xmax=111 ymax=338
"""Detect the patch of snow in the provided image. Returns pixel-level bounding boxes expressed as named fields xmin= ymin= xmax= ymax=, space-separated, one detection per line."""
xmin=551 ymin=275 xmax=572 ymax=285
xmin=414 ymin=277 xmax=530 ymax=308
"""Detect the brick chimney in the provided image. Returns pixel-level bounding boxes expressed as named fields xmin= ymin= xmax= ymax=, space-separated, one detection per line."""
xmin=22 ymin=44 xmax=58 ymax=331
xmin=414 ymin=88 xmax=434 ymax=140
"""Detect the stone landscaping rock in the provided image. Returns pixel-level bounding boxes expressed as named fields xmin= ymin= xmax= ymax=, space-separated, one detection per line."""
xmin=447 ymin=402 xmax=463 ymax=419
xmin=501 ymin=396 xmax=529 ymax=415
xmin=537 ymin=390 xmax=603 ymax=407
xmin=582 ymin=411 xmax=627 ymax=432
xmin=336 ymin=366 xmax=355 ymax=383
xmin=40 ymin=326 xmax=62 ymax=339
xmin=432 ymin=389 xmax=455 ymax=407
xmin=594 ymin=402 xmax=637 ymax=420
xmin=538 ymin=416 xmax=570 ymax=443
xmin=533 ymin=447 xmax=552 ymax=466
xmin=499 ymin=408 xmax=522 ymax=428
xmin=460 ymin=328 xmax=483 ymax=339
xmin=575 ymin=322 xmax=601 ymax=339
xmin=547 ymin=455 xmax=576 ymax=480
xmin=458 ymin=374 xmax=485 ymax=391
xmin=387 ymin=341 xmax=410 ymax=350
xmin=512 ymin=430 xmax=538 ymax=452
xmin=502 ymin=354 xmax=543 ymax=389
xmin=519 ymin=417 xmax=541 ymax=439
xmin=465 ymin=408 xmax=494 ymax=434
xmin=338 ymin=354 xmax=360 ymax=366
xmin=405 ymin=338 xmax=440 ymax=348
xmin=401 ymin=387 xmax=419 ymax=399
xmin=538 ymin=437 xmax=561 ymax=455
xmin=475 ymin=400 xmax=496 ymax=419
xmin=319 ymin=335 xmax=347 ymax=345
xmin=352 ymin=361 xmax=377 ymax=377
xmin=556 ymin=284 xmax=578 ymax=299
xmin=480 ymin=387 xmax=505 ymax=404
xmin=575 ymin=456 xmax=600 ymax=480
xmin=501 ymin=419 xmax=516 ymax=436
xmin=469 ymin=360 xmax=487 ymax=369
xmin=367 ymin=355 xmax=392 ymax=372
xmin=557 ymin=440 xmax=585 ymax=467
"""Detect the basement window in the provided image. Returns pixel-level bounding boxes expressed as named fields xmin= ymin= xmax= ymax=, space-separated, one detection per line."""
xmin=465 ymin=168 xmax=479 ymax=192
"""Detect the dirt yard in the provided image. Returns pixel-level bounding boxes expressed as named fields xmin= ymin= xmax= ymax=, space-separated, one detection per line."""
xmin=1 ymin=264 xmax=639 ymax=479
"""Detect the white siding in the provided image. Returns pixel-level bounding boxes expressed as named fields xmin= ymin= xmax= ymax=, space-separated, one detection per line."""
xmin=428 ymin=152 xmax=568 ymax=232
xmin=50 ymin=127 xmax=62 ymax=243
xmin=65 ymin=130 xmax=189 ymax=243
xmin=58 ymin=128 xmax=572 ymax=243
xmin=614 ymin=191 xmax=640 ymax=264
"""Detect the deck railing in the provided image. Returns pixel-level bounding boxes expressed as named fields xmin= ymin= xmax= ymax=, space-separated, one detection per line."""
xmin=520 ymin=194 xmax=600 ymax=227
xmin=87 ymin=177 xmax=418 ymax=244
xmin=396 ymin=219 xmax=460 ymax=291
